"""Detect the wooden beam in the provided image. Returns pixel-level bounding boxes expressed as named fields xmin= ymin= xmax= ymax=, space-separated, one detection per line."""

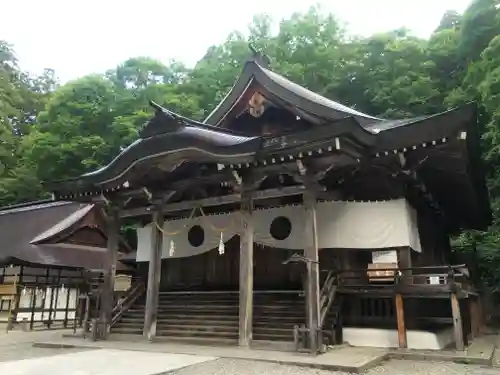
xmin=121 ymin=185 xmax=331 ymax=218
xmin=238 ymin=187 xmax=254 ymax=347
xmin=303 ymin=188 xmax=320 ymax=354
xmin=143 ymin=205 xmax=164 ymax=341
xmin=451 ymin=292 xmax=465 ymax=350
xmin=395 ymin=294 xmax=407 ymax=348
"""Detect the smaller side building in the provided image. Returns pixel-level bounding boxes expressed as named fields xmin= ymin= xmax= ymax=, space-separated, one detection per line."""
xmin=0 ymin=200 xmax=132 ymax=330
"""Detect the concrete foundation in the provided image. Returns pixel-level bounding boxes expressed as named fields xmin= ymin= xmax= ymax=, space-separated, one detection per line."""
xmin=343 ymin=326 xmax=455 ymax=350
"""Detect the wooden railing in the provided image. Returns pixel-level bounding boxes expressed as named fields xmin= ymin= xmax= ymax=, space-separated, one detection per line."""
xmin=319 ymin=271 xmax=337 ymax=328
xmin=337 ymin=264 xmax=471 ymax=291
xmin=82 ymin=275 xmax=144 ymax=340
xmin=293 ymin=270 xmax=340 ymax=353
xmin=111 ymin=281 xmax=145 ymax=327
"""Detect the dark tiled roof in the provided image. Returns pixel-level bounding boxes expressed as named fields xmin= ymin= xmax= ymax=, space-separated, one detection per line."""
xmin=0 ymin=201 xmax=111 ymax=269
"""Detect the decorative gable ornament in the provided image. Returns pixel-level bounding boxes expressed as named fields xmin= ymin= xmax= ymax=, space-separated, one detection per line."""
xmin=140 ymin=101 xmax=184 ymax=138
xmin=248 ymin=92 xmax=267 ymax=118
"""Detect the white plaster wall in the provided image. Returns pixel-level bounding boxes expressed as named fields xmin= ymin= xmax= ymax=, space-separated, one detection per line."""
xmin=343 ymin=327 xmax=455 ymax=350
xmin=15 ymin=287 xmax=78 ymax=322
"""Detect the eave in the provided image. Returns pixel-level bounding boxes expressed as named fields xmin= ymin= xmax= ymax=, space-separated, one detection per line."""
xmin=45 ymin=95 xmax=490 ymax=232
xmin=46 ymin=105 xmax=378 ymax=199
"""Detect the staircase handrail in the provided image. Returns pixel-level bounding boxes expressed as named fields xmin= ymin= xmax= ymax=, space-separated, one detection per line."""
xmin=319 ymin=271 xmax=338 ymax=328
xmin=111 ymin=281 xmax=145 ymax=327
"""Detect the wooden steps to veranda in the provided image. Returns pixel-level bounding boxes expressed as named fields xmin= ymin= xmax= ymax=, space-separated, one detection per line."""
xmin=111 ymin=291 xmax=307 ymax=344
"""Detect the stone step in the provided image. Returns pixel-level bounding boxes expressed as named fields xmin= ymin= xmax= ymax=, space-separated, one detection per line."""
xmin=121 ymin=310 xmax=304 ymax=320
xmin=157 ymin=300 xmax=238 ymax=304
xmin=253 ymin=326 xmax=295 ymax=335
xmin=158 ymin=298 xmax=239 ymax=304
xmin=120 ymin=315 xmax=240 ymax=323
xmin=114 ymin=322 xmax=238 ymax=334
xmin=158 ymin=297 xmax=303 ymax=304
xmin=111 ymin=329 xmax=263 ymax=345
xmin=117 ymin=316 xmax=303 ymax=325
xmin=156 ymin=335 xmax=239 ymax=346
xmin=113 ymin=291 xmax=307 ymax=343
xmin=253 ymin=332 xmax=294 ymax=341
xmin=114 ymin=320 xmax=298 ymax=331
xmin=253 ymin=321 xmax=304 ymax=328
xmin=115 ymin=319 xmax=301 ymax=328
xmin=112 ymin=326 xmax=143 ymax=335
xmin=158 ymin=294 xmax=302 ymax=299
xmin=156 ymin=328 xmax=238 ymax=339
xmin=159 ymin=323 xmax=237 ymax=332
xmin=157 ymin=302 xmax=304 ymax=308
xmin=155 ymin=304 xmax=305 ymax=311
xmin=126 ymin=307 xmax=237 ymax=313
xmin=159 ymin=319 xmax=238 ymax=326
xmin=158 ymin=303 xmax=240 ymax=309
xmin=122 ymin=312 xmax=238 ymax=320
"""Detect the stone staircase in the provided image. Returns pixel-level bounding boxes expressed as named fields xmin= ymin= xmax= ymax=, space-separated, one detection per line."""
xmin=111 ymin=291 xmax=306 ymax=344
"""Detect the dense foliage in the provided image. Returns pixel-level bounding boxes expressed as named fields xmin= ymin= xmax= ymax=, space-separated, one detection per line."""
xmin=1 ymin=1 xmax=500 ymax=285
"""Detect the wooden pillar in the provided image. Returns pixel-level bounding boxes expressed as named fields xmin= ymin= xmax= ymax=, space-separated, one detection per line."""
xmin=143 ymin=205 xmax=164 ymax=341
xmin=47 ymin=276 xmax=55 ymax=329
xmin=100 ymin=206 xmax=120 ymax=337
xmin=303 ymin=189 xmax=320 ymax=354
xmin=30 ymin=277 xmax=38 ymax=330
xmin=238 ymin=190 xmax=254 ymax=347
xmin=64 ymin=282 xmax=71 ymax=328
xmin=397 ymin=247 xmax=412 ymax=280
xmin=468 ymin=298 xmax=476 ymax=339
xmin=395 ymin=294 xmax=407 ymax=348
xmin=451 ymin=292 xmax=465 ymax=351
xmin=477 ymin=295 xmax=485 ymax=332
xmin=397 ymin=247 xmax=413 ymax=329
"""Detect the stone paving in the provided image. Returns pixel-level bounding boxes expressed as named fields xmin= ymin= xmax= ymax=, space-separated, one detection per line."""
xmin=1 ymin=330 xmax=500 ymax=374
xmin=32 ymin=334 xmax=388 ymax=372
xmin=0 ymin=330 xmax=83 ymax=363
xmin=0 ymin=348 xmax=216 ymax=375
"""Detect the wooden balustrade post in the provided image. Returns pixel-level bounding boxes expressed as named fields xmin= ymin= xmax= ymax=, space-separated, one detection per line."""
xmin=395 ymin=292 xmax=407 ymax=349
xmin=451 ymin=292 xmax=465 ymax=351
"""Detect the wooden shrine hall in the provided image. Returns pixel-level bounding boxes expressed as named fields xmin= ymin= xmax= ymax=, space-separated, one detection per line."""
xmin=46 ymin=49 xmax=491 ymax=353
xmin=0 ymin=200 xmax=132 ymax=331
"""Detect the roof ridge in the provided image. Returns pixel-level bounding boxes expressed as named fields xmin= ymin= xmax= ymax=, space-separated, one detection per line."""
xmin=0 ymin=200 xmax=79 ymax=215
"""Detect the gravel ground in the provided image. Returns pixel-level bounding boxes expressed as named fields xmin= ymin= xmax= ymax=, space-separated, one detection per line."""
xmin=171 ymin=358 xmax=500 ymax=375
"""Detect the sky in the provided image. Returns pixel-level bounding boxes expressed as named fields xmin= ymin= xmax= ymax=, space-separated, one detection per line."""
xmin=1 ymin=0 xmax=471 ymax=83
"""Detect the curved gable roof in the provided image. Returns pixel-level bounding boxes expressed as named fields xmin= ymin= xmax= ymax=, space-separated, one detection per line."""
xmin=203 ymin=59 xmax=380 ymax=127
